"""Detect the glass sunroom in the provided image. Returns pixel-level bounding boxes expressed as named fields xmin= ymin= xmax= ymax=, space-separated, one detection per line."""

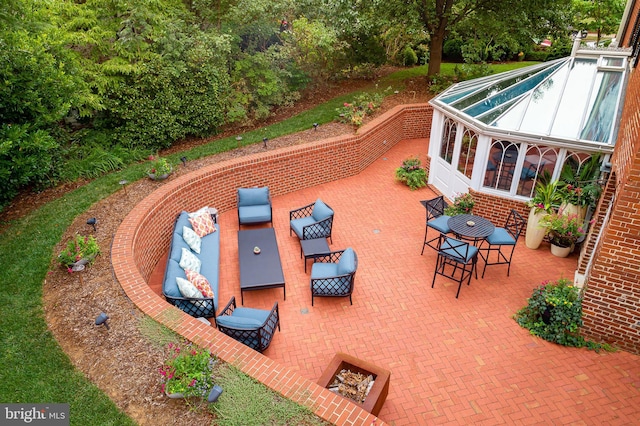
xmin=428 ymin=46 xmax=630 ymax=201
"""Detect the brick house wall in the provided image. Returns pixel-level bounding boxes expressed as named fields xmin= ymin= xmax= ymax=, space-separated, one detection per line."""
xmin=580 ymin=10 xmax=640 ymax=354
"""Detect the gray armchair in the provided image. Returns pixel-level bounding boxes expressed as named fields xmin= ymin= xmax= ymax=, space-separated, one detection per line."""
xmin=215 ymin=296 xmax=280 ymax=353
xmin=289 ymin=198 xmax=334 ymax=243
xmin=310 ymin=248 xmax=357 ymax=306
xmin=237 ymin=186 xmax=272 ymax=228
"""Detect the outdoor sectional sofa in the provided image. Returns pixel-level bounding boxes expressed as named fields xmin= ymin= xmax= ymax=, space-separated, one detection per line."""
xmin=162 ymin=209 xmax=220 ymax=319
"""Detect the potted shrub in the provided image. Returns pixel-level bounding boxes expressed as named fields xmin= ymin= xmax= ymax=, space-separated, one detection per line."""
xmin=538 ymin=209 xmax=585 ymax=257
xmin=159 ymin=342 xmax=215 ymax=401
xmin=525 ymin=179 xmax=562 ymax=250
xmin=444 ymin=192 xmax=475 ymax=216
xmin=57 ymin=234 xmax=101 ymax=270
xmin=559 ymin=154 xmax=603 ymax=220
xmin=147 ymin=155 xmax=173 ymax=180
xmin=395 ymin=156 xmax=427 ymax=190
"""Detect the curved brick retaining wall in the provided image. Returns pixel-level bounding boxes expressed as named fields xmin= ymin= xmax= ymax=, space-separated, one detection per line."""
xmin=111 ymin=104 xmax=431 ymax=425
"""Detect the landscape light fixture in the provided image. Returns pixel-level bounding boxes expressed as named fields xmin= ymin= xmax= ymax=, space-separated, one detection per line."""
xmin=87 ymin=217 xmax=97 ymax=232
xmin=207 ymin=385 xmax=223 ymax=403
xmin=236 ymin=136 xmax=242 ymax=148
xmin=181 ymin=156 xmax=187 ymax=167
xmin=262 ymin=137 xmax=268 ymax=148
xmin=95 ymin=312 xmax=110 ymax=330
xmin=119 ymin=180 xmax=128 ymax=195
xmin=313 ymin=123 xmax=319 ymax=131
xmin=71 ymin=263 xmax=85 ymax=285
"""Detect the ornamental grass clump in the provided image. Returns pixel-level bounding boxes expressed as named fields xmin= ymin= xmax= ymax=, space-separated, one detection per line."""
xmin=515 ymin=278 xmax=611 ymax=351
xmin=395 ymin=156 xmax=427 ymax=190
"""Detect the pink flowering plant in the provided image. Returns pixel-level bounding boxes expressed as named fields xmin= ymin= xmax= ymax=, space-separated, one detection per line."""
xmin=57 ymin=234 xmax=100 ymax=269
xmin=146 ymin=155 xmax=172 ymax=176
xmin=395 ymin=156 xmax=427 ymax=190
xmin=539 ymin=209 xmax=585 ymax=247
xmin=444 ymin=192 xmax=475 ymax=216
xmin=335 ymin=91 xmax=385 ymax=127
xmin=159 ymin=342 xmax=214 ymax=397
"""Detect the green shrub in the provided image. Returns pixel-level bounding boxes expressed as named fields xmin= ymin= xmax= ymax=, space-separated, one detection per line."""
xmin=335 ymin=90 xmax=386 ymax=127
xmin=401 ymin=46 xmax=418 ymax=66
xmin=444 ymin=192 xmax=475 ymax=216
xmin=515 ymin=278 xmax=613 ymax=351
xmin=395 ymin=156 xmax=427 ymax=190
xmin=57 ymin=234 xmax=101 ymax=268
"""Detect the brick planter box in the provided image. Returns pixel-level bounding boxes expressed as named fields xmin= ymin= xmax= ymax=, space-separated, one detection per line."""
xmin=317 ymin=352 xmax=390 ymax=416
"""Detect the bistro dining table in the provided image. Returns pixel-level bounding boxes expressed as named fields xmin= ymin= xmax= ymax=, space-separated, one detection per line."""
xmin=447 ymin=214 xmax=495 ymax=245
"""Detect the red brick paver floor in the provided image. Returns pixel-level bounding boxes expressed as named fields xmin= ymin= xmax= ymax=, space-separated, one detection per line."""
xmin=214 ymin=139 xmax=640 ymax=425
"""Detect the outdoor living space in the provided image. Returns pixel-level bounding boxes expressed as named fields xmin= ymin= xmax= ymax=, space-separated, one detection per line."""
xmin=145 ymin=138 xmax=640 ymax=424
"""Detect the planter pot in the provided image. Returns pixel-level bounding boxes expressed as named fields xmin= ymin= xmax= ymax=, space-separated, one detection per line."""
xmin=165 ymin=391 xmax=184 ymax=399
xmin=560 ymin=203 xmax=586 ymax=221
xmin=148 ymin=166 xmax=173 ymax=181
xmin=525 ymin=208 xmax=547 ymax=250
xmin=550 ymin=243 xmax=572 ymax=258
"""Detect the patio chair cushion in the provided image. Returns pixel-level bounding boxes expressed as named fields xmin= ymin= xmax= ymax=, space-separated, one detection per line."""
xmin=188 ymin=210 xmax=216 ymax=237
xmin=312 ymin=199 xmax=333 ymax=221
xmin=441 ymin=237 xmax=478 ymax=262
xmin=179 ymin=247 xmax=201 ymax=273
xmin=182 ymin=226 xmax=202 ymax=254
xmin=215 ymin=314 xmax=263 ymax=330
xmin=238 ymin=204 xmax=272 ymax=224
xmin=290 ymin=216 xmax=316 ymax=239
xmin=427 ymin=215 xmax=451 ymax=234
xmin=237 ymin=187 xmax=270 ymax=206
xmin=337 ymin=248 xmax=357 ymax=275
xmin=486 ymin=228 xmax=516 ymax=245
xmin=310 ymin=262 xmax=340 ymax=279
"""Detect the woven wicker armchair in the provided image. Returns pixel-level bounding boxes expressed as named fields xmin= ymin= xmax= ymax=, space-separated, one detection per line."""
xmin=310 ymin=248 xmax=357 ymax=306
xmin=215 ymin=296 xmax=280 ymax=353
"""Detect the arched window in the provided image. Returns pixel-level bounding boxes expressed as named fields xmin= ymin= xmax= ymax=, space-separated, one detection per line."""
xmin=484 ymin=140 xmax=520 ymax=191
xmin=516 ymin=146 xmax=558 ymax=197
xmin=439 ymin=118 xmax=456 ymax=164
xmin=457 ymin=129 xmax=478 ymax=179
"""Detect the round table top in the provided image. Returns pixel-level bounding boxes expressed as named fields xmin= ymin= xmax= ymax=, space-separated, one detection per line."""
xmin=447 ymin=214 xmax=495 ymax=239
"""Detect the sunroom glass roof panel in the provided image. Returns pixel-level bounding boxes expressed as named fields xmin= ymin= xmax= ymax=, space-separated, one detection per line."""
xmin=580 ymin=70 xmax=623 ymax=144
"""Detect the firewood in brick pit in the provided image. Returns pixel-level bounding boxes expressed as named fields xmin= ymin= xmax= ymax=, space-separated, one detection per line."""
xmin=328 ymin=369 xmax=375 ymax=404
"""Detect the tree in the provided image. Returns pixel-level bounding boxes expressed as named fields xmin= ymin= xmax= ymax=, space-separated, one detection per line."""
xmin=572 ymin=0 xmax=625 ymax=44
xmin=379 ymin=0 xmax=573 ymax=76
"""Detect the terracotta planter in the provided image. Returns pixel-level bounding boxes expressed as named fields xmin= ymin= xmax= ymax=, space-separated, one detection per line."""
xmin=560 ymin=203 xmax=586 ymax=221
xmin=525 ymin=208 xmax=547 ymax=250
xmin=550 ymin=243 xmax=572 ymax=258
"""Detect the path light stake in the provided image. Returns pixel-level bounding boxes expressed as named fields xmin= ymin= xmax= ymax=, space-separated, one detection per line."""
xmin=313 ymin=123 xmax=319 ymax=131
xmin=262 ymin=137 xmax=268 ymax=148
xmin=95 ymin=312 xmax=110 ymax=330
xmin=119 ymin=180 xmax=128 ymax=195
xmin=180 ymin=156 xmax=187 ymax=167
xmin=207 ymin=385 xmax=223 ymax=403
xmin=236 ymin=136 xmax=242 ymax=148
xmin=87 ymin=217 xmax=97 ymax=232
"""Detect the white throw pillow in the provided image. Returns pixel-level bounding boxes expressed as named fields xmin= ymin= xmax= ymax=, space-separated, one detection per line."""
xmin=182 ymin=226 xmax=202 ymax=254
xmin=188 ymin=206 xmax=209 ymax=218
xmin=179 ymin=247 xmax=201 ymax=273
xmin=176 ymin=277 xmax=204 ymax=298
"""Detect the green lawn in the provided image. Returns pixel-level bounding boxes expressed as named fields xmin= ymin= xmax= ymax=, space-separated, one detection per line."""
xmin=0 ymin=61 xmax=535 ymax=425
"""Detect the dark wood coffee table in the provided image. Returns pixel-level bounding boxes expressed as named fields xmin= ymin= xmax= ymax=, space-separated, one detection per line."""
xmin=237 ymin=228 xmax=285 ymax=304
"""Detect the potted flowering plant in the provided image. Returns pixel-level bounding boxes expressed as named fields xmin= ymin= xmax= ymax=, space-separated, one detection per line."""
xmin=444 ymin=192 xmax=475 ymax=216
xmin=395 ymin=156 xmax=427 ymax=190
xmin=159 ymin=342 xmax=214 ymax=400
xmin=57 ymin=234 xmax=101 ymax=270
xmin=147 ymin=155 xmax=173 ymax=180
xmin=525 ymin=180 xmax=562 ymax=250
xmin=539 ymin=209 xmax=585 ymax=257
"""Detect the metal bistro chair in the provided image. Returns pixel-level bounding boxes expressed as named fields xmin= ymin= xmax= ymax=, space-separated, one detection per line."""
xmin=478 ymin=209 xmax=526 ymax=278
xmin=421 ymin=196 xmax=451 ymax=254
xmin=432 ymin=233 xmax=478 ymax=299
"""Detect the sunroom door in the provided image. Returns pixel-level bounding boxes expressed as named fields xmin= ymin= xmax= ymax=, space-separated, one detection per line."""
xmin=430 ymin=116 xmax=473 ymax=199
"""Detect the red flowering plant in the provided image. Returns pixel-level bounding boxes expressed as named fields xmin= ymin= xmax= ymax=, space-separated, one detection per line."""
xmin=146 ymin=155 xmax=172 ymax=177
xmin=57 ymin=234 xmax=101 ymax=270
xmin=159 ymin=342 xmax=214 ymax=398
xmin=539 ymin=209 xmax=585 ymax=247
xmin=335 ymin=90 xmax=386 ymax=127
